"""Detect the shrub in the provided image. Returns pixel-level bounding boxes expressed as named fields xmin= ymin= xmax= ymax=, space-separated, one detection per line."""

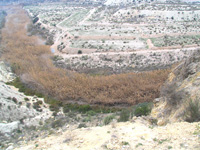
xmin=26 ymin=103 xmax=31 ymax=108
xmin=12 ymin=97 xmax=18 ymax=103
xmin=121 ymin=141 xmax=129 ymax=145
xmin=51 ymin=119 xmax=64 ymax=128
xmin=118 ymin=109 xmax=130 ymax=122
xmin=45 ymin=97 xmax=62 ymax=112
xmin=24 ymin=97 xmax=29 ymax=101
xmin=78 ymin=123 xmax=87 ymax=128
xmin=78 ymin=105 xmax=91 ymax=113
xmin=82 ymin=116 xmax=91 ymax=122
xmin=132 ymin=102 xmax=153 ymax=117
xmin=185 ymin=98 xmax=200 ymax=122
xmin=161 ymin=83 xmax=185 ymax=106
xmin=78 ymin=50 xmax=82 ymax=54
xmin=33 ymin=102 xmax=41 ymax=110
xmin=86 ymin=110 xmax=96 ymax=116
xmin=103 ymin=115 xmax=115 ymax=125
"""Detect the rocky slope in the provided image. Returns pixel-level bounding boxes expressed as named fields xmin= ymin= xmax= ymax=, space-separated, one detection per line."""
xmin=14 ymin=117 xmax=200 ymax=150
xmin=0 ymin=61 xmax=52 ymax=149
xmin=151 ymin=50 xmax=200 ymax=125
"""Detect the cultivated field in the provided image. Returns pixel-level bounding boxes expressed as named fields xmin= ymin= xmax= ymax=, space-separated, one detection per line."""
xmin=24 ymin=2 xmax=200 ymax=74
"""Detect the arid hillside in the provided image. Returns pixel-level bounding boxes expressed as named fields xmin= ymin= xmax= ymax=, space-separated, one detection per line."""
xmin=152 ymin=50 xmax=200 ymax=125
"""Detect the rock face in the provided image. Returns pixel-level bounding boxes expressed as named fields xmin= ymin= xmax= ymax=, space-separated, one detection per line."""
xmin=0 ymin=61 xmax=15 ymax=82
xmin=151 ymin=50 xmax=200 ymax=124
xmin=0 ymin=61 xmax=52 ymax=144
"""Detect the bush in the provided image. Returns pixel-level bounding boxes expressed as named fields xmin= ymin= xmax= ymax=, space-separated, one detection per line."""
xmin=103 ymin=115 xmax=115 ymax=125
xmin=78 ymin=105 xmax=91 ymax=113
xmin=132 ymin=102 xmax=153 ymax=117
xmin=78 ymin=50 xmax=82 ymax=54
xmin=78 ymin=123 xmax=87 ymax=128
xmin=24 ymin=97 xmax=29 ymax=101
xmin=185 ymin=98 xmax=200 ymax=122
xmin=86 ymin=110 xmax=96 ymax=116
xmin=118 ymin=109 xmax=130 ymax=122
xmin=51 ymin=119 xmax=64 ymax=128
xmin=161 ymin=82 xmax=185 ymax=106
xmin=45 ymin=97 xmax=62 ymax=112
xmin=12 ymin=97 xmax=18 ymax=103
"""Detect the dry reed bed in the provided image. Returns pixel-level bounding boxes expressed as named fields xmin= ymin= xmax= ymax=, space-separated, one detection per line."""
xmin=1 ymin=7 xmax=170 ymax=105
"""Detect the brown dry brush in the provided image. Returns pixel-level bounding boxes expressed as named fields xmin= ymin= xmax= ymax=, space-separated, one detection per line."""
xmin=1 ymin=7 xmax=170 ymax=105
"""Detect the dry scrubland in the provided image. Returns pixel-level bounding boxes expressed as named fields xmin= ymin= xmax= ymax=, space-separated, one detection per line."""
xmin=0 ymin=7 xmax=170 ymax=105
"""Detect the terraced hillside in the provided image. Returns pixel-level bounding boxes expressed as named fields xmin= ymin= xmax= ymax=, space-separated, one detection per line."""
xmin=24 ymin=2 xmax=200 ymax=74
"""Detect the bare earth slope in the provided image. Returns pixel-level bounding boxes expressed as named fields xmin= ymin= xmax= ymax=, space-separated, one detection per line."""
xmin=14 ymin=117 xmax=200 ymax=150
xmin=152 ymin=50 xmax=200 ymax=125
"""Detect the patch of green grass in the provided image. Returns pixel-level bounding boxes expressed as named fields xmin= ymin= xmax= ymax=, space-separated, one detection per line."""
xmin=6 ymin=77 xmax=64 ymax=112
xmin=6 ymin=77 xmax=44 ymax=98
xmin=63 ymin=103 xmax=121 ymax=114
xmin=63 ymin=104 xmax=91 ymax=113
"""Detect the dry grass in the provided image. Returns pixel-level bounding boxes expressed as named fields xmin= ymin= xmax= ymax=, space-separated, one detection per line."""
xmin=1 ymin=7 xmax=170 ymax=105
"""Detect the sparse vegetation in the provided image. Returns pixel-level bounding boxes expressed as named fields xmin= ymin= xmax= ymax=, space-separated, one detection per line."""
xmin=185 ymin=98 xmax=200 ymax=122
xmin=103 ymin=115 xmax=115 ymax=125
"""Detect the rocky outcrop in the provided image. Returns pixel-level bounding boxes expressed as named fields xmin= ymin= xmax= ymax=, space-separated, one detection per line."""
xmin=151 ymin=50 xmax=200 ymax=125
xmin=0 ymin=61 xmax=15 ymax=82
xmin=0 ymin=61 xmax=52 ymax=147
